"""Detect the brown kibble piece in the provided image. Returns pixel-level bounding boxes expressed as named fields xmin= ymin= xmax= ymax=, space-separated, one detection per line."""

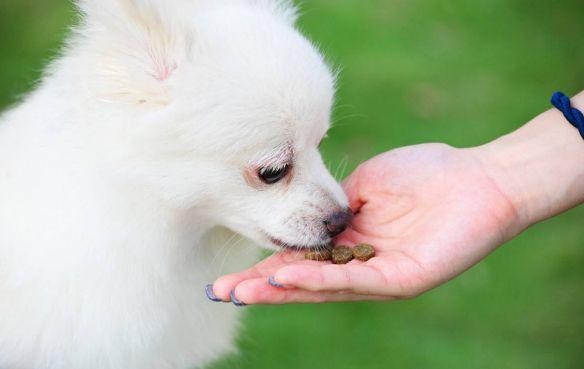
xmin=331 ymin=246 xmax=354 ymax=264
xmin=352 ymin=244 xmax=375 ymax=261
xmin=304 ymin=249 xmax=332 ymax=261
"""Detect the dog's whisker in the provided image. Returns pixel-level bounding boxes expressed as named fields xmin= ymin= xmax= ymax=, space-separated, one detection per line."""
xmin=333 ymin=111 xmax=367 ymax=123
xmin=217 ymin=235 xmax=245 ymax=275
xmin=335 ymin=155 xmax=349 ymax=181
xmin=333 ymin=155 xmax=348 ymax=181
xmin=210 ymin=231 xmax=240 ymax=267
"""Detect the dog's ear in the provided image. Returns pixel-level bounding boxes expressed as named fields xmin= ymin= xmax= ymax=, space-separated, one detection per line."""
xmin=75 ymin=0 xmax=299 ymax=106
xmin=76 ymin=0 xmax=194 ymax=106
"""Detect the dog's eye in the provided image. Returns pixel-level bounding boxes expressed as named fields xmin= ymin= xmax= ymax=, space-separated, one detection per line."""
xmin=258 ymin=164 xmax=290 ymax=184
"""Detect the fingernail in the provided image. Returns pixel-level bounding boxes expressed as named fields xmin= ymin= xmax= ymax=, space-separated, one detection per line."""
xmin=230 ymin=290 xmax=247 ymax=307
xmin=268 ymin=276 xmax=284 ymax=288
xmin=205 ymin=284 xmax=223 ymax=302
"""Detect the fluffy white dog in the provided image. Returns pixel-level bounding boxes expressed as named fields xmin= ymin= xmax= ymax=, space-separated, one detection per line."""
xmin=0 ymin=0 xmax=351 ymax=368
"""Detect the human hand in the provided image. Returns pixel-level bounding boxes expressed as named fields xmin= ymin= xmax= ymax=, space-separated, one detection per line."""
xmin=209 ymin=143 xmax=525 ymax=305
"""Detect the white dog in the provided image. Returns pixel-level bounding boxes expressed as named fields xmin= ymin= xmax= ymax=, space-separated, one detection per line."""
xmin=0 ymin=0 xmax=350 ymax=368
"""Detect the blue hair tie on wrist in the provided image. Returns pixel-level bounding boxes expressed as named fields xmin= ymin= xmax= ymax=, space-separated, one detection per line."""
xmin=550 ymin=91 xmax=584 ymax=139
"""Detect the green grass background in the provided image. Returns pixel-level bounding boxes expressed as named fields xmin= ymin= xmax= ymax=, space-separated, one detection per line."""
xmin=1 ymin=1 xmax=582 ymax=368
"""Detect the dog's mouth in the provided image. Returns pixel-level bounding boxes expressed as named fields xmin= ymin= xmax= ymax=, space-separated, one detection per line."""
xmin=265 ymin=233 xmax=331 ymax=252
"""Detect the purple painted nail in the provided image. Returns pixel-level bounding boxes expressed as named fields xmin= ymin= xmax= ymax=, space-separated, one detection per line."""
xmin=230 ymin=290 xmax=247 ymax=307
xmin=205 ymin=284 xmax=222 ymax=302
xmin=268 ymin=276 xmax=284 ymax=288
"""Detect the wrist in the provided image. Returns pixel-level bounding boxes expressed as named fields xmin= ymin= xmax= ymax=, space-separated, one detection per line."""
xmin=468 ymin=136 xmax=548 ymax=234
xmin=469 ymin=91 xmax=584 ymax=232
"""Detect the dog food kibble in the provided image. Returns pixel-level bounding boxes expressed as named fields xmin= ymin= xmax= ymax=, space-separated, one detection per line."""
xmin=352 ymin=244 xmax=376 ymax=261
xmin=304 ymin=244 xmax=377 ymax=264
xmin=331 ymin=246 xmax=354 ymax=264
xmin=304 ymin=249 xmax=332 ymax=261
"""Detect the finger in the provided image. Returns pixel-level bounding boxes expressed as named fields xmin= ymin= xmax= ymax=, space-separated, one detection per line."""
xmin=271 ymin=263 xmax=404 ymax=296
xmin=232 ymin=278 xmax=394 ymax=305
xmin=211 ymin=251 xmax=332 ymax=301
xmin=212 ymin=266 xmax=263 ymax=301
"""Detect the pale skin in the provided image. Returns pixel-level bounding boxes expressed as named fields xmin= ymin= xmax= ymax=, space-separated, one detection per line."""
xmin=211 ymin=90 xmax=584 ymax=305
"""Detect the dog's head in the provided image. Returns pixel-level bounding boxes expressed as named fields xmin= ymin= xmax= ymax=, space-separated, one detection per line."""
xmin=79 ymin=0 xmax=350 ymax=250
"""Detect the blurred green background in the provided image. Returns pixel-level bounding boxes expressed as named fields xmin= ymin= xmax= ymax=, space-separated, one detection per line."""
xmin=1 ymin=0 xmax=582 ymax=368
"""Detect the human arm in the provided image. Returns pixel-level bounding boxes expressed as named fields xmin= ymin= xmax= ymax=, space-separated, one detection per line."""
xmin=209 ymin=91 xmax=584 ymax=305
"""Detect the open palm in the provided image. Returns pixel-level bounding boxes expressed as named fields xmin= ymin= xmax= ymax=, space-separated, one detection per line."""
xmin=211 ymin=144 xmax=521 ymax=304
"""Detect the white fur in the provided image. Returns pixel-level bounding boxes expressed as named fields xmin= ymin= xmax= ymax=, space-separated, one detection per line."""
xmin=0 ymin=1 xmax=347 ymax=368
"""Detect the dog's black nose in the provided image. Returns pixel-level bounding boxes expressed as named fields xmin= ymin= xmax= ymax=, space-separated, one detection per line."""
xmin=324 ymin=209 xmax=352 ymax=237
